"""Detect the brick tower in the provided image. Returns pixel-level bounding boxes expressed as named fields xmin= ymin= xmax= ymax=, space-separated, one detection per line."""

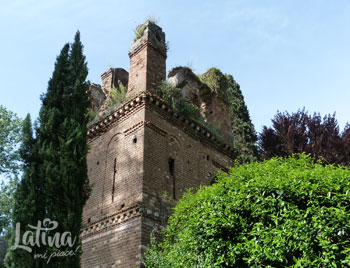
xmin=81 ymin=21 xmax=234 ymax=268
xmin=127 ymin=20 xmax=166 ymax=97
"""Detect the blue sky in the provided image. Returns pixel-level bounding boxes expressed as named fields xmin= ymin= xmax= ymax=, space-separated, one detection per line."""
xmin=1 ymin=0 xmax=350 ymax=133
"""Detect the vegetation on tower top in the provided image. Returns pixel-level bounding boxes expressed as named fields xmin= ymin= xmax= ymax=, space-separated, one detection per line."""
xmin=199 ymin=67 xmax=230 ymax=102
xmin=133 ymin=18 xmax=159 ymax=42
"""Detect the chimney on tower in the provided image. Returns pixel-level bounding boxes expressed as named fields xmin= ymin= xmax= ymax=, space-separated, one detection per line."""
xmin=127 ymin=20 xmax=167 ymax=97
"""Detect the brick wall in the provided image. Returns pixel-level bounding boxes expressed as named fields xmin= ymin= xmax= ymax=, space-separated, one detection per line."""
xmin=201 ymin=95 xmax=232 ymax=143
xmin=82 ymin=95 xmax=234 ymax=268
xmin=127 ymin=21 xmax=166 ymax=97
xmin=83 ymin=106 xmax=145 ymax=227
xmin=145 ymin=45 xmax=166 ymax=92
xmin=82 ymin=217 xmax=142 ymax=268
xmin=127 ymin=46 xmax=149 ymax=95
xmin=82 ymin=102 xmax=146 ymax=268
xmin=101 ymin=68 xmax=129 ymax=96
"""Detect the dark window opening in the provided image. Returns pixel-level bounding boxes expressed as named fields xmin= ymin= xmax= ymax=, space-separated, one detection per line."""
xmin=88 ymin=218 xmax=91 ymax=223
xmin=168 ymin=158 xmax=175 ymax=176
xmin=168 ymin=158 xmax=176 ymax=199
xmin=210 ymin=111 xmax=213 ymax=115
xmin=97 ymin=161 xmax=99 ymax=165
xmin=207 ymin=155 xmax=210 ymax=161
xmin=112 ymin=158 xmax=117 ymax=202
xmin=133 ymin=137 xmax=137 ymax=144
xmin=120 ymin=203 xmax=125 ymax=210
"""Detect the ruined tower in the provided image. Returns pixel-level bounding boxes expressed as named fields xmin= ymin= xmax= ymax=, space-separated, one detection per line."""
xmin=81 ymin=21 xmax=234 ymax=268
xmin=127 ymin=20 xmax=166 ymax=96
xmin=101 ymin=68 xmax=129 ymax=96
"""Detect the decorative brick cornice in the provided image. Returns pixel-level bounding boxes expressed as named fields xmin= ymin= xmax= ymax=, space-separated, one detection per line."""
xmin=87 ymin=96 xmax=145 ymax=142
xmin=81 ymin=205 xmax=141 ymax=239
xmin=124 ymin=121 xmax=145 ymax=137
xmin=87 ymin=92 xmax=236 ymax=158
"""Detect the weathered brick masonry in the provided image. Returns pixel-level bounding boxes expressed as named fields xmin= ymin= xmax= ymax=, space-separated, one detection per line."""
xmin=81 ymin=21 xmax=234 ymax=268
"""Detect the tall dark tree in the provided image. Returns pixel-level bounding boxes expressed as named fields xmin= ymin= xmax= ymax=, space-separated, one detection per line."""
xmin=225 ymin=74 xmax=259 ymax=162
xmin=6 ymin=32 xmax=90 ymax=267
xmin=38 ymin=32 xmax=90 ymax=267
xmin=48 ymin=31 xmax=90 ymax=267
xmin=260 ymin=109 xmax=346 ymax=165
xmin=5 ymin=115 xmax=44 ymax=268
xmin=35 ymin=42 xmax=72 ymax=267
xmin=341 ymin=123 xmax=350 ymax=164
xmin=307 ymin=112 xmax=342 ymax=164
xmin=260 ymin=109 xmax=308 ymax=159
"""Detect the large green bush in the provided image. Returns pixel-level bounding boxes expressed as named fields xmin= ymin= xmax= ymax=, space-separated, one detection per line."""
xmin=144 ymin=154 xmax=350 ymax=267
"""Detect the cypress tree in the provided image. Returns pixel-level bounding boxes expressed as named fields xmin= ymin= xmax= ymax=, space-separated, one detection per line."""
xmin=7 ymin=32 xmax=90 ymax=267
xmin=36 ymin=43 xmax=72 ymax=267
xmin=49 ymin=31 xmax=90 ymax=267
xmin=38 ymin=32 xmax=90 ymax=267
xmin=5 ymin=115 xmax=45 ymax=268
xmin=225 ymin=74 xmax=259 ymax=162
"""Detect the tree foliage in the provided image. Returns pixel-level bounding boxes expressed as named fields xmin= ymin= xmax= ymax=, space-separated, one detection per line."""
xmin=0 ymin=179 xmax=18 ymax=239
xmin=0 ymin=106 xmax=22 ymax=176
xmin=144 ymin=154 xmax=350 ymax=267
xmin=200 ymin=68 xmax=259 ymax=162
xmin=260 ymin=109 xmax=350 ymax=165
xmin=156 ymin=81 xmax=202 ymax=121
xmin=225 ymin=74 xmax=259 ymax=162
xmin=0 ymin=106 xmax=22 ymax=255
xmin=5 ymin=31 xmax=90 ymax=268
xmin=5 ymin=115 xmax=42 ymax=267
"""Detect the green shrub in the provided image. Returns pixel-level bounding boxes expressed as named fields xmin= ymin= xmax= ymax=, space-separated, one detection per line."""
xmin=155 ymin=81 xmax=222 ymax=140
xmin=144 ymin=154 xmax=350 ymax=267
xmin=155 ymin=81 xmax=201 ymax=121
xmin=133 ymin=18 xmax=159 ymax=42
xmin=199 ymin=67 xmax=229 ymax=101
xmin=87 ymin=84 xmax=130 ymax=127
xmin=108 ymin=83 xmax=128 ymax=106
xmin=87 ymin=108 xmax=98 ymax=122
xmin=134 ymin=23 xmax=147 ymax=41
